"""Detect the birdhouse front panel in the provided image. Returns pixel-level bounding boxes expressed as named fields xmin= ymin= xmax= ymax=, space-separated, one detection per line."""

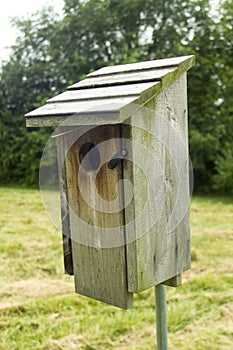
xmin=58 ymin=125 xmax=133 ymax=309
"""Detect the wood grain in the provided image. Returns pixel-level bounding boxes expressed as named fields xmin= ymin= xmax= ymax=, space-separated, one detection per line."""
xmin=25 ymin=97 xmax=136 ymax=117
xmin=26 ymin=112 xmax=121 ymax=127
xmin=63 ymin=125 xmax=133 ymax=309
xmin=124 ymin=74 xmax=191 ymax=292
xmin=56 ymin=127 xmax=74 ymax=275
xmin=163 ymin=274 xmax=182 ymax=287
xmin=26 ymin=55 xmax=195 ymax=128
xmin=47 ymin=82 xmax=157 ymax=103
xmin=26 ymin=56 xmax=194 ymax=305
xmin=85 ymin=55 xmax=194 ymax=78
xmin=68 ymin=67 xmax=175 ymax=89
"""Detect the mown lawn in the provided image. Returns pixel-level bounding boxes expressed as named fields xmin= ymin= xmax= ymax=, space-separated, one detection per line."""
xmin=0 ymin=187 xmax=232 ymax=349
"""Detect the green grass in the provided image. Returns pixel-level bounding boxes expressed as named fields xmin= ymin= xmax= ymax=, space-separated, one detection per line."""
xmin=0 ymin=187 xmax=232 ymax=349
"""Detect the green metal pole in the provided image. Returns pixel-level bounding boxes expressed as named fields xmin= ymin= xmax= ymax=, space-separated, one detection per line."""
xmin=155 ymin=284 xmax=168 ymax=350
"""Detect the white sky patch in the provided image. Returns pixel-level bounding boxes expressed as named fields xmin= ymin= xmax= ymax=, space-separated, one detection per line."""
xmin=0 ymin=0 xmax=64 ymax=63
xmin=0 ymin=0 xmax=220 ymax=64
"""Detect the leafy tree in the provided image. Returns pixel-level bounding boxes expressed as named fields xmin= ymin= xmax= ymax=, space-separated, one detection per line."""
xmin=0 ymin=0 xmax=232 ymax=192
xmin=0 ymin=9 xmax=59 ymax=186
xmin=212 ymin=0 xmax=233 ymax=193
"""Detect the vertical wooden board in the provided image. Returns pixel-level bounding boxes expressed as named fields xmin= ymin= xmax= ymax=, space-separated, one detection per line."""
xmin=57 ymin=127 xmax=74 ymax=275
xmin=163 ymin=274 xmax=182 ymax=287
xmin=64 ymin=125 xmax=133 ymax=309
xmin=124 ymin=74 xmax=191 ymax=292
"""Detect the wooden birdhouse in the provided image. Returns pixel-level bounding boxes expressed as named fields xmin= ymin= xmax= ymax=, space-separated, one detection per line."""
xmin=26 ymin=55 xmax=195 ymax=309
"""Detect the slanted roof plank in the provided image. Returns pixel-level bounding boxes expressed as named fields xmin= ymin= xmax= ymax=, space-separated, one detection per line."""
xmin=25 ymin=96 xmax=136 ymax=117
xmin=86 ymin=55 xmax=194 ymax=78
xmin=47 ymin=82 xmax=159 ymax=103
xmin=25 ymin=55 xmax=195 ymax=127
xmin=26 ymin=112 xmax=121 ymax=127
xmin=68 ymin=67 xmax=176 ymax=90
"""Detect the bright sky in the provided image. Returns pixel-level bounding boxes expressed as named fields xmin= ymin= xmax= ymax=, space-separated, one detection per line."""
xmin=0 ymin=0 xmax=64 ymax=63
xmin=0 ymin=0 xmax=219 ymax=64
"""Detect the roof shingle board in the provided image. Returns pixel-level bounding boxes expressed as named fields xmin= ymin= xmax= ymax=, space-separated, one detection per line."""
xmin=25 ymin=55 xmax=195 ymax=127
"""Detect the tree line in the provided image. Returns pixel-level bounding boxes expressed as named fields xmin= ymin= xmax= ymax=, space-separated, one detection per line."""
xmin=0 ymin=0 xmax=232 ymax=193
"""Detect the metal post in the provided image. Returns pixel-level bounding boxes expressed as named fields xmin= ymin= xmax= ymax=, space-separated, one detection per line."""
xmin=155 ymin=284 xmax=168 ymax=350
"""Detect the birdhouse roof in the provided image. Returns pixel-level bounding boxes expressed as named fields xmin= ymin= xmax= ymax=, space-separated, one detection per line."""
xmin=25 ymin=55 xmax=195 ymax=127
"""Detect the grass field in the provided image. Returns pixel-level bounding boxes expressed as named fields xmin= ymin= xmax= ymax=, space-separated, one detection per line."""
xmin=0 ymin=187 xmax=232 ymax=349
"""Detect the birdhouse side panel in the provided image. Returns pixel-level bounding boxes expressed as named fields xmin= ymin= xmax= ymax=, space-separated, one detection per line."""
xmin=124 ymin=73 xmax=191 ymax=293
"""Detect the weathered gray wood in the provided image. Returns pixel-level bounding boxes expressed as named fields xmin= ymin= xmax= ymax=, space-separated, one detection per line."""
xmin=26 ymin=55 xmax=195 ymax=128
xmin=47 ymin=82 xmax=158 ymax=103
xmin=86 ymin=55 xmax=194 ymax=78
xmin=25 ymin=56 xmax=194 ymax=308
xmin=124 ymin=74 xmax=191 ymax=293
xmin=26 ymin=112 xmax=121 ymax=127
xmin=68 ymin=67 xmax=176 ymax=89
xmin=56 ymin=127 xmax=74 ymax=275
xmin=63 ymin=125 xmax=133 ymax=309
xmin=25 ymin=96 xmax=136 ymax=117
xmin=162 ymin=274 xmax=182 ymax=287
xmin=26 ymin=81 xmax=161 ymax=127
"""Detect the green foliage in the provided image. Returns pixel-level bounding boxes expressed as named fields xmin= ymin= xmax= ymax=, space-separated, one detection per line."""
xmin=0 ymin=0 xmax=232 ymax=191
xmin=0 ymin=9 xmax=60 ymax=187
xmin=0 ymin=117 xmax=50 ymax=187
xmin=213 ymin=147 xmax=233 ymax=194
